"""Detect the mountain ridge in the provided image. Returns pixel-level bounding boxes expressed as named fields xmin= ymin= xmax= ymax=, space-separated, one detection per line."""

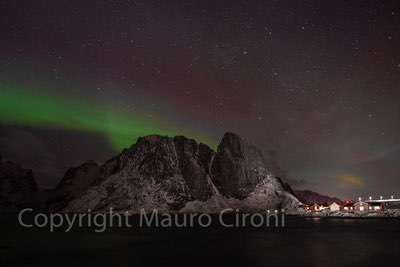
xmin=0 ymin=155 xmax=39 ymax=211
xmin=294 ymin=190 xmax=342 ymax=205
xmin=1 ymin=133 xmax=302 ymax=213
xmin=61 ymin=132 xmax=300 ymax=213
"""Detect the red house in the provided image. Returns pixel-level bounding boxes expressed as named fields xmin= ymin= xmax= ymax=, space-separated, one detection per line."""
xmin=308 ymin=203 xmax=322 ymax=212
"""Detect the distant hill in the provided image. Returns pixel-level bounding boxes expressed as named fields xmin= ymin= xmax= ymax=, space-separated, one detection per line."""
xmin=0 ymin=156 xmax=38 ymax=211
xmin=294 ymin=190 xmax=342 ymax=205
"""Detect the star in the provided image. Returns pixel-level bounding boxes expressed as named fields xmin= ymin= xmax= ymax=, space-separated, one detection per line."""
xmin=1 ymin=0 xmax=400 ymax=201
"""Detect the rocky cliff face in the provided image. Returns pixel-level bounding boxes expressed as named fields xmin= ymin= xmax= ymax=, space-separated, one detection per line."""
xmin=0 ymin=156 xmax=38 ymax=211
xmin=62 ymin=133 xmax=300 ymax=213
xmin=211 ymin=133 xmax=276 ymax=199
xmin=62 ymin=135 xmax=216 ymax=212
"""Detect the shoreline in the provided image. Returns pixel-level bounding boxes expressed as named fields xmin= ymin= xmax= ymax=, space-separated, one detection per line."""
xmin=288 ymin=209 xmax=400 ymax=219
xmin=290 ymin=214 xmax=400 ymax=220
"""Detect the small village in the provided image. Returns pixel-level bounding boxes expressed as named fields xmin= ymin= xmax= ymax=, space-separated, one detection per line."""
xmin=300 ymin=195 xmax=400 ymax=216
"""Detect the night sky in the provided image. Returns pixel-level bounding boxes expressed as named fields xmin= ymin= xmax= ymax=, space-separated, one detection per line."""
xmin=1 ymin=0 xmax=399 ymax=199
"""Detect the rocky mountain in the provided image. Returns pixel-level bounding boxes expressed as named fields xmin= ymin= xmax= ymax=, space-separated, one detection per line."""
xmin=60 ymin=132 xmax=300 ymax=213
xmin=294 ymin=190 xmax=342 ymax=205
xmin=0 ymin=156 xmax=38 ymax=211
xmin=0 ymin=133 xmax=301 ymax=213
xmin=45 ymin=161 xmax=100 ymax=211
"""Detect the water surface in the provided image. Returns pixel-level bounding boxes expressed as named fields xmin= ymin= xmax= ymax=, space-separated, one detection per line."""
xmin=1 ymin=215 xmax=399 ymax=267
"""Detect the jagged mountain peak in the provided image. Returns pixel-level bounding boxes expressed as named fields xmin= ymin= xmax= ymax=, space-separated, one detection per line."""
xmin=211 ymin=132 xmax=271 ymax=199
xmin=51 ymin=132 xmax=300 ymax=213
xmin=1 ymin=133 xmax=301 ymax=213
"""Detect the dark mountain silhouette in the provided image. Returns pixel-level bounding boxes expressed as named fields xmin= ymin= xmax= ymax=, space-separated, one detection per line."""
xmin=1 ymin=133 xmax=302 ymax=213
xmin=0 ymin=155 xmax=38 ymax=211
xmin=45 ymin=160 xmax=101 ymax=211
xmin=294 ymin=190 xmax=342 ymax=205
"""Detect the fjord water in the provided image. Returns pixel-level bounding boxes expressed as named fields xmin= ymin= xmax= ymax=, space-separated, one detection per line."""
xmin=1 ymin=215 xmax=399 ymax=267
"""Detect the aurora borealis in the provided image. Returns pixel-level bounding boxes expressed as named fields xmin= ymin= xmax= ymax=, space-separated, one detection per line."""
xmin=0 ymin=82 xmax=217 ymax=151
xmin=1 ymin=0 xmax=400 ymax=198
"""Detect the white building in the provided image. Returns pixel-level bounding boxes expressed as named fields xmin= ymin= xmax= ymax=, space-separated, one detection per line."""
xmin=368 ymin=202 xmax=384 ymax=211
xmin=354 ymin=201 xmax=369 ymax=212
xmin=329 ymin=202 xmax=341 ymax=212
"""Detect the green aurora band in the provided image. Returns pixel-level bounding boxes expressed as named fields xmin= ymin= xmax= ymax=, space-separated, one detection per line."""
xmin=0 ymin=82 xmax=218 ymax=151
